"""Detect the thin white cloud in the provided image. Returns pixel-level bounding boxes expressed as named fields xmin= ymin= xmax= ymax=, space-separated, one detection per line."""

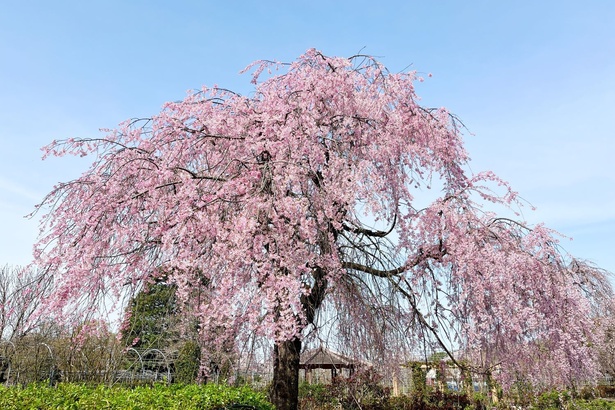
xmin=0 ymin=176 xmax=43 ymax=203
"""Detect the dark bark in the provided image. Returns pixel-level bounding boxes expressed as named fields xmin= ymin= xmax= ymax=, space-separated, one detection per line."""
xmin=270 ymin=256 xmax=327 ymax=409
xmin=270 ymin=337 xmax=302 ymax=410
xmin=300 ymin=266 xmax=328 ymax=326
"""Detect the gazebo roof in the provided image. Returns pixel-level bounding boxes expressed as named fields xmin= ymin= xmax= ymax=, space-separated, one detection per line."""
xmin=300 ymin=346 xmax=361 ymax=369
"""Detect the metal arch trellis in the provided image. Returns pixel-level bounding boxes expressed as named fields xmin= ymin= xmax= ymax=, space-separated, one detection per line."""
xmin=36 ymin=342 xmax=56 ymax=386
xmin=116 ymin=347 xmax=171 ymax=384
xmin=1 ymin=339 xmax=175 ymax=386
xmin=121 ymin=347 xmax=145 ymax=384
xmin=142 ymin=348 xmax=172 ymax=384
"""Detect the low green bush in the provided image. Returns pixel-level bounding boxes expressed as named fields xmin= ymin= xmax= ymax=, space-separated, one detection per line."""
xmin=567 ymin=399 xmax=615 ymax=410
xmin=298 ymin=382 xmax=338 ymax=408
xmin=0 ymin=382 xmax=274 ymax=409
xmin=495 ymin=389 xmax=615 ymax=410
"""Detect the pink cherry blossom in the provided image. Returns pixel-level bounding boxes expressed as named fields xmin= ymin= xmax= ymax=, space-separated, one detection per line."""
xmin=33 ymin=49 xmax=611 ymax=409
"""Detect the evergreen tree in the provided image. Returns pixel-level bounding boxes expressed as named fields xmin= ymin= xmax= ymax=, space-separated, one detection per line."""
xmin=121 ymin=279 xmax=178 ymax=351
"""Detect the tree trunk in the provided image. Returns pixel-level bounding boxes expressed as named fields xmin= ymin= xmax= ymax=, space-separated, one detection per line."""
xmin=270 ymin=337 xmax=302 ymax=410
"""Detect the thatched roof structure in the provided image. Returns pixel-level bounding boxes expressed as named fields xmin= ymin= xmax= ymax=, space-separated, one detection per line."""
xmin=300 ymin=347 xmax=359 ymax=370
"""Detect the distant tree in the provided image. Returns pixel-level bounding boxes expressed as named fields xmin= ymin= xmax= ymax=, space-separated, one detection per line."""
xmin=428 ymin=352 xmax=448 ymax=363
xmin=120 ymin=278 xmax=179 ymax=351
xmin=599 ymin=317 xmax=615 ymax=379
xmin=33 ymin=50 xmax=611 ymax=410
xmin=0 ymin=264 xmax=52 ymax=341
xmin=590 ymin=273 xmax=615 ymax=380
xmin=3 ymin=319 xmax=119 ymax=385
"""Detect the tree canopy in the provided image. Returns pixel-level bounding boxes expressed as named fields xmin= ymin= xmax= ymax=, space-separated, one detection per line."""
xmin=33 ymin=49 xmax=611 ymax=409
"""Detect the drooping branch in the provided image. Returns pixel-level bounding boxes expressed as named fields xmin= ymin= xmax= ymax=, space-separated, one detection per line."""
xmin=342 ymin=214 xmax=397 ymax=238
xmin=387 ymin=276 xmax=493 ymax=375
xmin=341 ymin=262 xmax=407 ymax=278
xmin=342 ymin=242 xmax=446 ymax=278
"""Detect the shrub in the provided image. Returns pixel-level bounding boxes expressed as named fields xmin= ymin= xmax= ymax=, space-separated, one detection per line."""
xmin=329 ymin=368 xmax=391 ymax=409
xmin=298 ymin=382 xmax=338 ymax=409
xmin=298 ymin=378 xmax=479 ymax=410
xmin=596 ymin=384 xmax=615 ymax=398
xmin=175 ymin=340 xmax=202 ymax=384
xmin=0 ymin=382 xmax=274 ymax=409
xmin=532 ymin=390 xmax=571 ymax=409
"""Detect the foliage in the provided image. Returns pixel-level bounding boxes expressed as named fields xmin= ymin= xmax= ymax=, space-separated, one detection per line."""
xmin=0 ymin=382 xmax=274 ymax=410
xmin=33 ymin=49 xmax=613 ymax=408
xmin=175 ymin=340 xmax=202 ymax=384
xmin=409 ymin=362 xmax=427 ymax=399
xmin=427 ymin=352 xmax=448 ymax=363
xmin=532 ymin=390 xmax=572 ymax=409
xmin=297 ymin=383 xmax=615 ymax=410
xmin=298 ymin=381 xmax=479 ymax=410
xmin=328 ymin=368 xmax=391 ymax=409
xmin=421 ymin=390 xmax=473 ymax=410
xmin=120 ymin=279 xmax=179 ymax=350
xmin=491 ymin=387 xmax=615 ymax=410
xmin=565 ymin=399 xmax=615 ymax=410
xmin=298 ymin=382 xmax=338 ymax=409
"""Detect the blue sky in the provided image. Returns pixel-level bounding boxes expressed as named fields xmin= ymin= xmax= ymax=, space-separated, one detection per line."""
xmin=1 ymin=1 xmax=614 ymax=274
